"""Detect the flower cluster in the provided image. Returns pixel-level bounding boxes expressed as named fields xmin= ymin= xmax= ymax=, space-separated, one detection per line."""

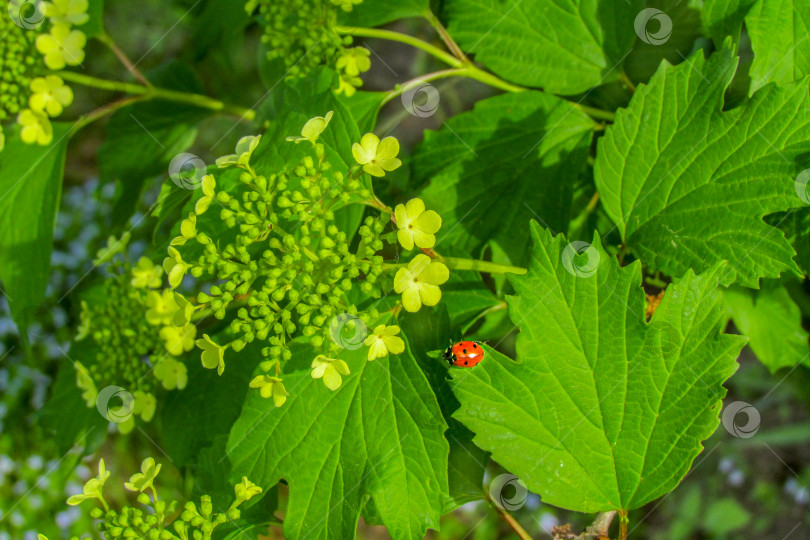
xmin=167 ymin=114 xmax=450 ymax=399
xmin=46 ymin=458 xmax=262 ymax=540
xmin=247 ymin=0 xmax=370 ymax=94
xmin=19 ymin=0 xmax=88 ymax=146
xmin=74 ymin=243 xmax=192 ymax=432
xmin=0 ymin=2 xmax=46 ymax=149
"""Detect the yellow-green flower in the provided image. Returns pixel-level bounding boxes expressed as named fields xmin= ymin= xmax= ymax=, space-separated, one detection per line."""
xmin=335 ymin=74 xmax=361 ymax=97
xmin=196 ymin=334 xmax=226 ymax=375
xmin=249 ymin=375 xmax=288 ymax=407
xmin=125 ymin=457 xmax=161 ymax=493
xmin=216 ymin=135 xmax=261 ymax=168
xmin=29 ymin=75 xmax=73 ymax=117
xmin=42 ymin=0 xmax=89 ymax=25
xmin=234 ymin=476 xmax=263 ymax=504
xmin=35 ymin=23 xmax=86 ymax=70
xmin=94 ymin=232 xmax=130 ymax=265
xmin=145 ymin=289 xmax=179 ymax=325
xmin=76 ymin=301 xmax=91 ymax=340
xmin=352 ymin=133 xmax=401 ymax=177
xmin=336 ymin=47 xmax=370 ymax=77
xmin=133 ymin=391 xmax=156 ymax=422
xmin=286 ymin=111 xmax=333 ymax=144
xmin=172 ymin=292 xmax=196 ymax=326
xmin=394 ymin=254 xmax=449 ymax=312
xmin=195 ymin=174 xmax=216 ymax=214
xmin=310 ymin=355 xmax=350 ymax=390
xmin=394 ymin=198 xmax=442 ymax=250
xmin=131 ymin=257 xmax=162 ymax=289
xmin=364 ymin=325 xmax=405 ymax=361
xmin=154 ymin=357 xmax=188 ymax=390
xmin=160 ymin=323 xmax=197 ymax=356
xmin=163 ymin=246 xmax=190 ymax=288
xmin=74 ymin=361 xmax=97 ymax=407
xmin=18 ymin=109 xmax=53 ymax=145
xmin=170 ymin=213 xmax=197 ymax=246
xmin=67 ymin=459 xmax=109 ymax=506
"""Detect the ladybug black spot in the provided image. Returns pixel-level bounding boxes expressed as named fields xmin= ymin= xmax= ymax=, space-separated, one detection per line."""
xmin=472 ymin=343 xmax=478 ymax=348
xmin=463 ymin=360 xmax=468 ymax=365
xmin=463 ymin=348 xmax=467 ymax=354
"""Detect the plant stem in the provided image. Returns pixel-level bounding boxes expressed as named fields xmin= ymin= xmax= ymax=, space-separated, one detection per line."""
xmin=335 ymin=25 xmax=616 ymax=122
xmin=422 ymin=9 xmax=467 ymax=61
xmin=336 ymin=25 xmax=463 ymax=68
xmin=490 ymin=500 xmax=532 ymax=540
xmin=57 ymin=71 xmax=256 ymax=120
xmin=69 ymin=94 xmax=148 ymax=135
xmin=97 ymin=32 xmax=151 ymax=87
xmin=619 ymin=510 xmax=629 ymax=540
xmin=440 ymin=256 xmax=527 ymax=275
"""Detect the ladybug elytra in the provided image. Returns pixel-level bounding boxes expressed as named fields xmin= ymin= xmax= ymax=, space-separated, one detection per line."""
xmin=444 ymin=340 xmax=485 ymax=367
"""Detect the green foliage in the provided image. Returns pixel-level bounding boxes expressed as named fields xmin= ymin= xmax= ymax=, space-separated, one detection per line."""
xmin=450 ymin=224 xmax=745 ymax=512
xmin=595 ymin=46 xmax=810 ymax=287
xmin=227 ymin=341 xmax=449 ymax=540
xmin=7 ymin=1 xmax=810 ymax=539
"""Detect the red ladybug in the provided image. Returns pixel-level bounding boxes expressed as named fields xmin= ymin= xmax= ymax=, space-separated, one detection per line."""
xmin=444 ymin=340 xmax=485 ymax=367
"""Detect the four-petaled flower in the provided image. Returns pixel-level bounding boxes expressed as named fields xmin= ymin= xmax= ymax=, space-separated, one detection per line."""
xmin=160 ymin=323 xmax=196 ymax=356
xmin=216 ymin=135 xmax=261 ymax=168
xmin=124 ymin=457 xmax=161 ymax=493
xmin=364 ymin=325 xmax=405 ymax=361
xmin=29 ymin=75 xmax=73 ymax=117
xmin=394 ymin=254 xmax=450 ymax=312
xmin=196 ymin=334 xmax=226 ymax=375
xmin=286 ymin=111 xmax=333 ymax=144
xmin=351 ymin=133 xmax=401 ymax=177
xmin=394 ymin=198 xmax=442 ymax=250
xmin=36 ymin=23 xmax=86 ymax=70
xmin=195 ymin=174 xmax=216 ymax=214
xmin=131 ymin=257 xmax=162 ymax=289
xmin=249 ymin=375 xmax=289 ymax=407
xmin=18 ymin=109 xmax=52 ymax=145
xmin=234 ymin=476 xmax=263 ymax=504
xmin=336 ymin=47 xmax=370 ymax=77
xmin=145 ymin=289 xmax=179 ymax=325
xmin=67 ymin=459 xmax=109 ymax=506
xmin=172 ymin=292 xmax=196 ymax=326
xmin=42 ymin=0 xmax=89 ymax=25
xmin=153 ymin=357 xmax=188 ymax=390
xmin=335 ymin=75 xmax=361 ymax=97
xmin=310 ymin=355 xmax=350 ymax=390
xmin=163 ymin=247 xmax=190 ymax=288
xmin=133 ymin=391 xmax=156 ymax=422
xmin=171 ymin=213 xmax=197 ymax=246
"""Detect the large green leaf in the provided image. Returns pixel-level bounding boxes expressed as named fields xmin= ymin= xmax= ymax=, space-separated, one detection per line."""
xmin=449 ymin=223 xmax=745 ymax=512
xmin=594 ymin=47 xmax=810 ymax=287
xmin=226 ymin=339 xmax=449 ymax=540
xmin=0 ymin=123 xmax=70 ymax=335
xmin=746 ymin=0 xmax=810 ymax=93
xmin=412 ymin=92 xmax=594 ymax=266
xmin=724 ymin=282 xmax=810 ymax=372
xmin=444 ymin=0 xmax=643 ymax=94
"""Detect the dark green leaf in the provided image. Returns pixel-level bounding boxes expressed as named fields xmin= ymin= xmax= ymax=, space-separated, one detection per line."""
xmin=746 ymin=0 xmax=810 ymax=93
xmin=412 ymin=92 xmax=593 ymax=266
xmin=0 ymin=123 xmax=70 ymax=335
xmin=444 ymin=0 xmax=644 ymax=94
xmin=339 ymin=0 xmax=429 ymax=27
xmin=702 ymin=0 xmax=756 ymax=46
xmin=595 ymin=47 xmax=810 ymax=287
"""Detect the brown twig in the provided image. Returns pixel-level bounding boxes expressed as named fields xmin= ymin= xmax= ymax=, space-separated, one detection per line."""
xmin=423 ymin=9 xmax=468 ymax=62
xmin=98 ymin=33 xmax=151 ymax=87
